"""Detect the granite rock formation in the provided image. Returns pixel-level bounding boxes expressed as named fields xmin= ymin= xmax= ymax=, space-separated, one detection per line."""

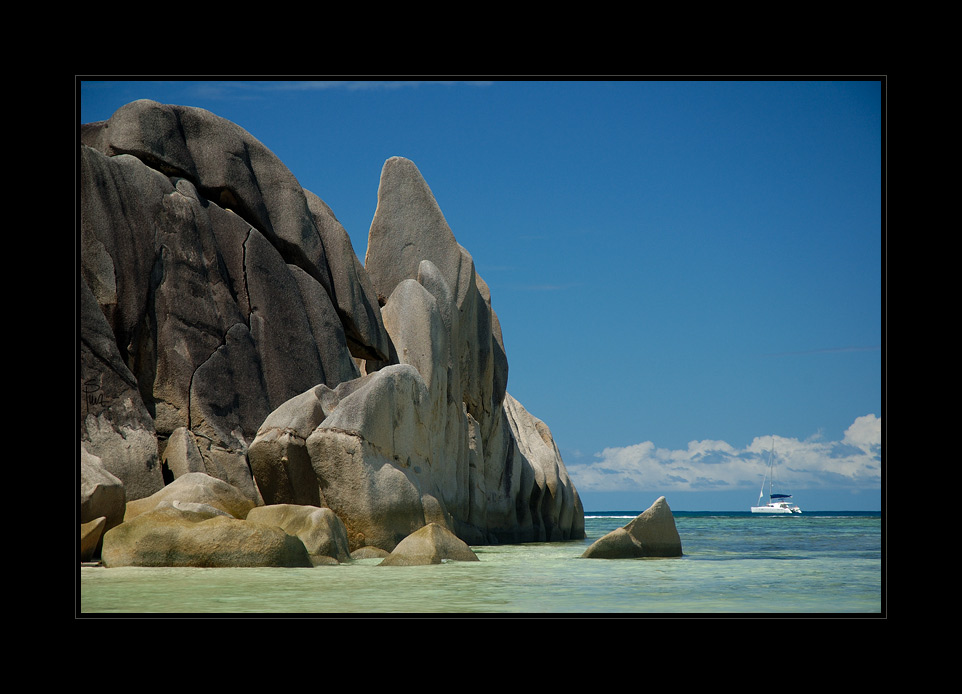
xmin=80 ymin=100 xmax=583 ymax=564
xmin=246 ymin=504 xmax=352 ymax=565
xmin=581 ymin=496 xmax=683 ymax=559
xmin=378 ymin=523 xmax=480 ymax=566
xmin=101 ymin=503 xmax=313 ymax=568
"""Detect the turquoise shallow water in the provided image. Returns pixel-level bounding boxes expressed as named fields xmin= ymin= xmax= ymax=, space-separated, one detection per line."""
xmin=78 ymin=512 xmax=883 ymax=615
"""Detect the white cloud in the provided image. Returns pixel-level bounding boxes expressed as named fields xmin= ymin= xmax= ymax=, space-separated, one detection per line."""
xmin=843 ymin=413 xmax=882 ymax=451
xmin=567 ymin=415 xmax=882 ymax=493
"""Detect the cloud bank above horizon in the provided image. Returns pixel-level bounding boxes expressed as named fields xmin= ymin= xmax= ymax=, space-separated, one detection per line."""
xmin=566 ymin=414 xmax=881 ymax=494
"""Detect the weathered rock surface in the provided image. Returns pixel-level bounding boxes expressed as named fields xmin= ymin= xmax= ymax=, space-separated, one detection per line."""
xmin=80 ymin=445 xmax=126 ymax=530
xmin=505 ymin=393 xmax=585 ymax=542
xmin=80 ymin=100 xmax=583 ymax=566
xmin=101 ymin=504 xmax=312 ymax=568
xmin=80 ymin=278 xmax=163 ymax=501
xmin=621 ymin=496 xmax=683 ymax=556
xmin=80 ymin=445 xmax=127 ymax=559
xmin=582 ymin=496 xmax=683 ymax=558
xmin=80 ymin=517 xmax=107 ymax=562
xmin=379 ymin=523 xmax=480 ymax=566
xmin=160 ymin=427 xmax=262 ymax=505
xmin=123 ymin=472 xmax=255 ymax=522
xmin=80 ymin=100 xmax=387 ymax=498
xmin=246 ymin=504 xmax=351 ymax=564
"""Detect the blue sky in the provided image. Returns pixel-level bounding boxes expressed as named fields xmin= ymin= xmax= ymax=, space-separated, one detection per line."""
xmin=78 ymin=79 xmax=884 ymax=511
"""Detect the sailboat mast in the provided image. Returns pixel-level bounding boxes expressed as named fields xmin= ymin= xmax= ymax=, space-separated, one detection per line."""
xmin=768 ymin=439 xmax=775 ymax=501
xmin=751 ymin=435 xmax=801 ymax=514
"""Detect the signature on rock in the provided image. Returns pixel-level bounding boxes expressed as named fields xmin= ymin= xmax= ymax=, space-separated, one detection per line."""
xmin=82 ymin=378 xmax=109 ymax=412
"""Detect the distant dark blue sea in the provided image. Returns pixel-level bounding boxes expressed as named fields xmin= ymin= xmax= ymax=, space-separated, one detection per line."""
xmin=79 ymin=511 xmax=883 ymax=615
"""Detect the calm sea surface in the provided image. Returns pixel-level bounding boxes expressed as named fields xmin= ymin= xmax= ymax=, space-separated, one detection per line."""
xmin=78 ymin=511 xmax=883 ymax=615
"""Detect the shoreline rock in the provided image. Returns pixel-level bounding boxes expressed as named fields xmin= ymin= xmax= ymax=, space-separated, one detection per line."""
xmin=379 ymin=523 xmax=480 ymax=566
xmin=246 ymin=504 xmax=351 ymax=564
xmin=101 ymin=505 xmax=313 ymax=568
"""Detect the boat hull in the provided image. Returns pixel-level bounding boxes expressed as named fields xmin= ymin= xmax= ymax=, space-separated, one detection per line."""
xmin=751 ymin=505 xmax=802 ymax=515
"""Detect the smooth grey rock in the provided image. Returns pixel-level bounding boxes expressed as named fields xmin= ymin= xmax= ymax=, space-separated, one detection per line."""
xmin=159 ymin=428 xmax=261 ymax=506
xmin=80 ymin=445 xmax=127 ymax=532
xmin=504 ymin=393 xmax=585 ymax=541
xmin=248 ymin=377 xmax=374 ymax=507
xmin=382 ymin=279 xmax=447 ymax=399
xmin=365 ymin=157 xmax=504 ymax=433
xmin=288 ymin=263 xmax=361 ymax=387
xmin=306 ymin=365 xmax=445 ymax=551
xmin=365 ymin=157 xmax=466 ymax=305
xmin=304 ymin=190 xmax=390 ymax=362
xmin=161 ymin=427 xmax=207 ymax=479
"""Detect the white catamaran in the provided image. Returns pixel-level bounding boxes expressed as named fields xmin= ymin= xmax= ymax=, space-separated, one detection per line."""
xmin=751 ymin=440 xmax=802 ymax=515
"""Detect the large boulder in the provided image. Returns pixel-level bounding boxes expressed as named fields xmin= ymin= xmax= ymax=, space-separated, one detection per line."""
xmin=246 ymin=504 xmax=351 ymax=564
xmin=123 ymin=472 xmax=255 ymax=522
xmin=161 ymin=427 xmax=207 ymax=478
xmin=379 ymin=523 xmax=480 ymax=566
xmin=582 ymin=496 xmax=683 ymax=558
xmin=160 ymin=427 xmax=262 ymax=506
xmin=621 ymin=496 xmax=683 ymax=556
xmin=306 ymin=364 xmax=456 ymax=551
xmin=247 ymin=377 xmax=374 ymax=507
xmin=581 ymin=527 xmax=648 ymax=559
xmin=80 ymin=445 xmax=126 ymax=531
xmin=101 ymin=504 xmax=312 ymax=568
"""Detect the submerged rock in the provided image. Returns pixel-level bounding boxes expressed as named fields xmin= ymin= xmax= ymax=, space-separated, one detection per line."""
xmin=582 ymin=496 xmax=683 ymax=559
xmin=351 ymin=546 xmax=391 ymax=560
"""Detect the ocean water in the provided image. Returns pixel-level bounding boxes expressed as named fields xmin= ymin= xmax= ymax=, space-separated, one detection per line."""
xmin=78 ymin=511 xmax=883 ymax=615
